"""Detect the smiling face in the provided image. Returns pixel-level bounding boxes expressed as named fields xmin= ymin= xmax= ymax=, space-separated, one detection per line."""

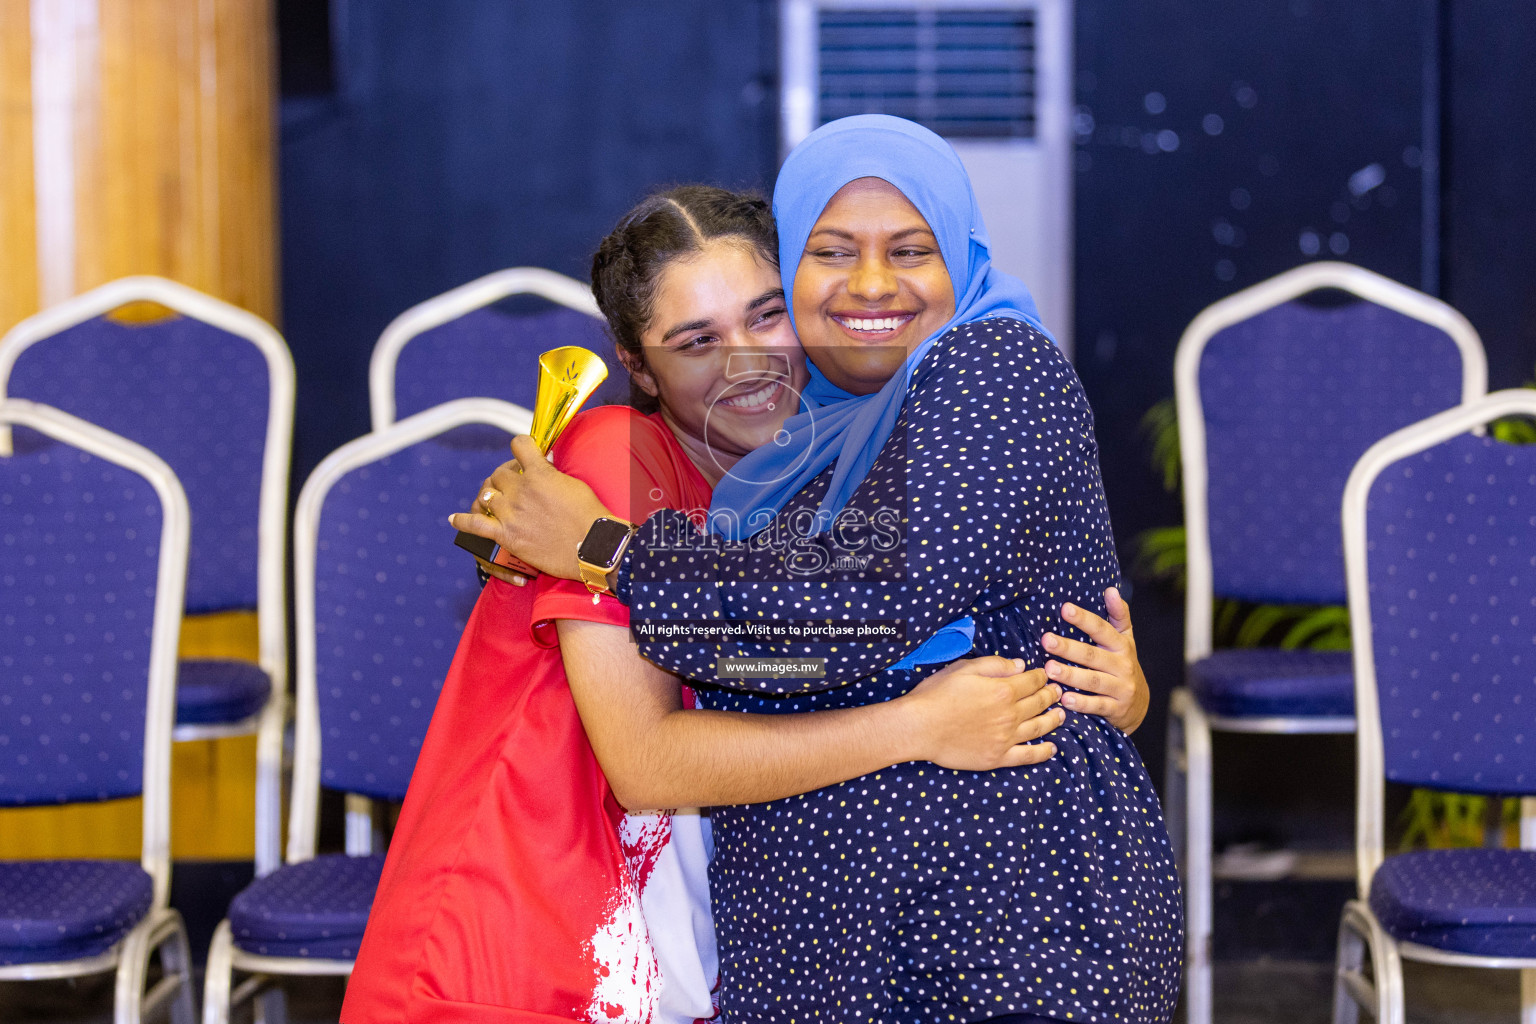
xmin=791 ymin=177 xmax=956 ymax=395
xmin=627 ymin=239 xmax=809 ymax=485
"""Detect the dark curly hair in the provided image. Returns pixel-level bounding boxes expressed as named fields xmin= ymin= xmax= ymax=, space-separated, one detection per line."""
xmin=591 ymin=184 xmax=778 ymax=411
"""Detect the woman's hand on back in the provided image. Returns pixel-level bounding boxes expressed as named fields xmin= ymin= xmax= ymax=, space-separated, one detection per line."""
xmin=1039 ymin=587 xmax=1149 ymax=733
xmin=896 ymin=656 xmax=1063 ymax=770
xmin=449 ymin=435 xmax=614 ymax=582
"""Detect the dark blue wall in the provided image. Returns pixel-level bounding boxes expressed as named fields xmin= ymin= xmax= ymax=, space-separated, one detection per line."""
xmin=1444 ymin=1 xmax=1536 ymax=391
xmin=1074 ymin=0 xmax=1536 ymax=569
xmin=279 ymin=1 xmax=779 ymax=481
xmin=1075 ymin=0 xmax=1433 ymax=547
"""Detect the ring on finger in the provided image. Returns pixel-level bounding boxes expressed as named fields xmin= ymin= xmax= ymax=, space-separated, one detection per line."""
xmin=479 ymin=488 xmax=499 ymax=517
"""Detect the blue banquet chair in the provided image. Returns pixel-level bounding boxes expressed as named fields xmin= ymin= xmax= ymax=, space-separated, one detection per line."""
xmin=358 ymin=267 xmax=593 ymax=847
xmin=1333 ymin=389 xmax=1536 ymax=1024
xmin=1165 ymin=261 xmax=1487 ymax=1024
xmin=0 ymin=276 xmax=295 ymax=874
xmin=367 ymin=266 xmax=627 ymax=434
xmin=201 ymin=398 xmax=533 ymax=1024
xmin=0 ymin=399 xmax=196 ymax=1023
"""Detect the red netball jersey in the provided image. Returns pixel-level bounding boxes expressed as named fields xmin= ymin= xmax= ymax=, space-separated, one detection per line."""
xmin=342 ymin=406 xmax=713 ymax=1024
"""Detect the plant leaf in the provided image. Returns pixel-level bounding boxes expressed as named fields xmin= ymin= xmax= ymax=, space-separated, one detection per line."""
xmin=1140 ymin=398 xmax=1182 ymax=493
xmin=1490 ymin=416 xmax=1536 ymax=445
xmin=1233 ymin=604 xmax=1301 ymax=648
xmin=1279 ymin=606 xmax=1351 ymax=650
xmin=1133 ymin=526 xmax=1187 ymax=589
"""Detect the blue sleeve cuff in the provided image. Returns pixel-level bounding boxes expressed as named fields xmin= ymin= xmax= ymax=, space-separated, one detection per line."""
xmin=890 ymin=616 xmax=976 ymax=670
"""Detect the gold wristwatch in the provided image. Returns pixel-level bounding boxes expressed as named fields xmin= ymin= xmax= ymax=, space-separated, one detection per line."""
xmin=576 ymin=516 xmax=637 ymax=597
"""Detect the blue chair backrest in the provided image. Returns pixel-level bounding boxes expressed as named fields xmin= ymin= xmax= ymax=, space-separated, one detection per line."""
xmin=1201 ymin=299 xmax=1467 ymax=604
xmin=311 ymin=440 xmax=496 ymax=799
xmin=1365 ymin=433 xmax=1536 ymax=795
xmin=8 ymin=314 xmax=268 ymax=614
xmin=391 ymin=306 xmax=630 ymax=430
xmin=0 ymin=428 xmax=164 ymax=804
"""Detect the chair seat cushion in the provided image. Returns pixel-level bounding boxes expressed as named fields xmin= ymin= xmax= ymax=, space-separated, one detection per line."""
xmin=229 ymin=853 xmax=385 ymax=959
xmin=1188 ymin=648 xmax=1354 ymax=718
xmin=1370 ymin=849 xmax=1536 ymax=958
xmin=176 ymin=659 xmax=271 ymax=726
xmin=0 ymin=860 xmax=153 ymax=965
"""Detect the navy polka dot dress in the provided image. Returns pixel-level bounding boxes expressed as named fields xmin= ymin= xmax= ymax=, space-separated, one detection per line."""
xmin=616 ymin=320 xmax=1183 ymax=1023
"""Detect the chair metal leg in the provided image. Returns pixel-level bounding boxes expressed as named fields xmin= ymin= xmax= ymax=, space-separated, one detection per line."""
xmin=254 ymin=691 xmax=287 ymax=876
xmin=160 ymin=915 xmax=198 ymax=1024
xmin=1333 ymin=901 xmax=1403 ymax=1024
xmin=1366 ymin=908 xmax=1403 ymax=1024
xmin=114 ymin=919 xmax=153 ymax=1024
xmin=255 ymin=985 xmax=289 ymax=1024
xmin=1165 ymin=697 xmax=1188 ymax=871
xmin=345 ymin=793 xmax=376 ymax=856
xmin=205 ymin=919 xmax=287 ymax=1024
xmin=1171 ymin=688 xmax=1213 ymax=1024
xmin=1332 ymin=902 xmax=1367 ymax=1024
xmin=202 ymin=920 xmax=235 ymax=1024
xmin=115 ymin=908 xmax=193 ymax=1024
xmin=1524 ymin=799 xmax=1536 ymax=1024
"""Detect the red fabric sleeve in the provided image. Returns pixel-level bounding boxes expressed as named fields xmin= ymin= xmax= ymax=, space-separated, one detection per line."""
xmin=529 ymin=406 xmax=694 ymax=646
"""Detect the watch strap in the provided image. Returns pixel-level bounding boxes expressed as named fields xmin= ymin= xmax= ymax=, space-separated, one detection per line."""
xmin=577 ymin=517 xmax=635 ymax=596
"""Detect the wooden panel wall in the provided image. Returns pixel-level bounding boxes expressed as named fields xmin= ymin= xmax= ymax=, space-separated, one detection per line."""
xmin=0 ymin=0 xmax=276 ymax=861
xmin=1 ymin=0 xmax=276 ymax=334
xmin=0 ymin=2 xmax=39 ymax=333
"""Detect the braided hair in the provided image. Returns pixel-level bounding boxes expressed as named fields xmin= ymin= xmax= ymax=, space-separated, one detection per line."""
xmin=591 ymin=185 xmax=778 ymax=411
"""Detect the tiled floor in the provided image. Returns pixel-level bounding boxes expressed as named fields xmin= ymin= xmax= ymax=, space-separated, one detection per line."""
xmin=0 ymin=960 xmax=1523 ymax=1023
xmin=1217 ymin=960 xmax=1521 ymax=1024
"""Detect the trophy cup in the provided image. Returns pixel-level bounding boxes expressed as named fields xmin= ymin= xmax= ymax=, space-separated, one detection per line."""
xmin=454 ymin=346 xmax=609 ymax=585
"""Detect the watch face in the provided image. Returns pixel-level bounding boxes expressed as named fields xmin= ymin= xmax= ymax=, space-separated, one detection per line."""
xmin=578 ymin=518 xmax=633 ymax=568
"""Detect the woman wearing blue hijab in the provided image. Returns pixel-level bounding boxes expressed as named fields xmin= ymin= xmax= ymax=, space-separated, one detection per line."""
xmin=479 ymin=116 xmax=1182 ymax=1022
xmin=711 ymin=114 xmax=1049 ymax=541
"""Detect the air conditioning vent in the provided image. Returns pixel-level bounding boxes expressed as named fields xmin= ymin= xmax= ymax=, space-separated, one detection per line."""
xmin=817 ymin=8 xmax=1037 ymax=139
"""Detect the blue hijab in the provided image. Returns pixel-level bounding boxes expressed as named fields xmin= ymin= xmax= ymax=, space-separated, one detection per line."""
xmin=711 ymin=115 xmax=1048 ymax=536
xmin=708 ymin=115 xmax=1052 ymax=668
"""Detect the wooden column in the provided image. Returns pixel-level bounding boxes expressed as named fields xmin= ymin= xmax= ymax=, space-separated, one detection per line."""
xmin=2 ymin=0 xmax=277 ymax=333
xmin=1 ymin=1 xmax=40 ymax=333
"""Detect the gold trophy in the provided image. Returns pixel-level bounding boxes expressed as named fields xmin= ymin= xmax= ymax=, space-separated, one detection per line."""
xmin=454 ymin=346 xmax=609 ymax=585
